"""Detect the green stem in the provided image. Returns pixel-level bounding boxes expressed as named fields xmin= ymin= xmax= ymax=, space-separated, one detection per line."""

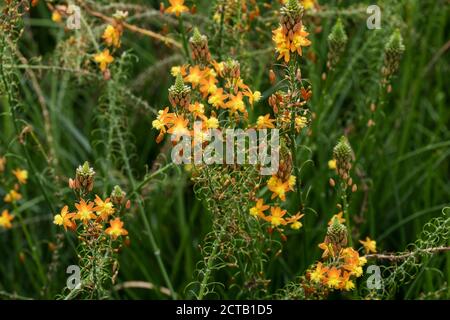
xmin=178 ymin=16 xmax=191 ymax=63
xmin=341 ymin=183 xmax=353 ymax=247
xmin=117 ymin=128 xmax=176 ymax=299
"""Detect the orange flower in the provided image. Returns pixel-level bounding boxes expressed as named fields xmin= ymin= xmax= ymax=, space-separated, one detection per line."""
xmin=267 ymin=175 xmax=291 ymax=201
xmin=249 ymin=198 xmax=270 ymax=218
xmin=318 ymin=241 xmax=334 ymax=258
xmin=211 ymin=60 xmax=225 ymax=77
xmin=184 ymin=65 xmax=204 ymax=88
xmin=325 ymin=267 xmax=341 ymax=289
xmin=328 ymin=212 xmax=345 ymax=225
xmin=301 ymin=87 xmax=312 ymax=101
xmin=105 ymin=217 xmax=128 ymax=239
xmin=263 ymin=206 xmax=287 ymax=227
xmin=102 ymin=25 xmax=122 ymax=48
xmin=188 ymin=102 xmax=207 ymax=120
xmin=272 ymin=25 xmax=311 ymax=63
xmin=53 ymin=205 xmax=76 ymax=231
xmin=94 ymin=49 xmax=114 ymax=71
xmin=225 ymin=92 xmax=245 ymax=114
xmin=256 ymin=114 xmax=275 ymax=129
xmin=4 ymin=189 xmax=22 ymax=203
xmin=199 ymin=75 xmax=218 ymax=98
xmin=244 ymin=89 xmax=261 ymax=106
xmin=74 ymin=199 xmax=96 ymax=224
xmin=94 ymin=195 xmax=116 ymax=221
xmin=167 ymin=114 xmax=190 ymax=141
xmin=165 ymin=0 xmax=189 ymax=17
xmin=152 ymin=107 xmax=175 ymax=143
xmin=12 ymin=168 xmax=28 ymax=184
xmin=208 ymin=88 xmax=227 ymax=109
xmin=0 ymin=210 xmax=14 ymax=229
xmin=286 ymin=212 xmax=304 ymax=230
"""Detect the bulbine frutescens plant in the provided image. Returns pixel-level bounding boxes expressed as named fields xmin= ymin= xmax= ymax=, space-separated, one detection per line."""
xmin=151 ymin=0 xmax=313 ymax=298
xmin=54 ymin=162 xmax=130 ymax=299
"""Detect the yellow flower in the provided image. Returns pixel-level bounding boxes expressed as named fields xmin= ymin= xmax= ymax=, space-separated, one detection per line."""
xmin=295 ymin=116 xmax=308 ymax=132
xmin=53 ymin=205 xmax=76 ymax=231
xmin=4 ymin=189 xmax=22 ymax=203
xmin=0 ymin=210 xmax=14 ymax=229
xmin=249 ymin=198 xmax=270 ymax=218
xmin=310 ymin=262 xmax=327 ymax=283
xmin=52 ymin=11 xmax=62 ymax=23
xmin=340 ymin=272 xmax=355 ymax=291
xmin=286 ymin=212 xmax=304 ymax=230
xmin=102 ymin=25 xmax=122 ymax=48
xmin=165 ymin=0 xmax=189 ymax=17
xmin=359 ymin=236 xmax=377 ymax=254
xmin=205 ymin=116 xmax=219 ymax=129
xmin=263 ymin=206 xmax=287 ymax=227
xmin=105 ymin=217 xmax=128 ymax=239
xmin=256 ymin=114 xmax=275 ymax=129
xmin=301 ymin=0 xmax=316 ymax=10
xmin=12 ymin=168 xmax=28 ymax=184
xmin=94 ymin=195 xmax=116 ymax=221
xmin=185 ymin=66 xmax=204 ymax=88
xmin=326 ymin=267 xmax=341 ymax=289
xmin=359 ymin=256 xmax=368 ymax=267
xmin=94 ymin=49 xmax=114 ymax=72
xmin=328 ymin=159 xmax=337 ymax=170
xmin=171 ymin=65 xmax=187 ymax=77
xmin=272 ymin=27 xmax=291 ymax=63
xmin=74 ymin=199 xmax=96 ymax=224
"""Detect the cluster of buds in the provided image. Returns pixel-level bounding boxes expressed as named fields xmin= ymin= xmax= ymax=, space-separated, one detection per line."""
xmin=69 ymin=161 xmax=95 ymax=195
xmin=280 ymin=0 xmax=304 ymax=39
xmin=110 ymin=185 xmax=127 ymax=206
xmin=331 ymin=136 xmax=357 ymax=192
xmin=382 ymin=30 xmax=405 ymax=82
xmin=189 ymin=28 xmax=211 ymax=66
xmin=168 ymin=74 xmax=191 ymax=109
xmin=276 ymin=145 xmax=293 ymax=181
xmin=223 ymin=59 xmax=241 ymax=92
xmin=325 ymin=216 xmax=348 ymax=252
xmin=327 ymin=19 xmax=348 ymax=69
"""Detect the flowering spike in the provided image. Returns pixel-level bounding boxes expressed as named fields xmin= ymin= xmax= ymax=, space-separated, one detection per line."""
xmin=327 ymin=19 xmax=347 ymax=69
